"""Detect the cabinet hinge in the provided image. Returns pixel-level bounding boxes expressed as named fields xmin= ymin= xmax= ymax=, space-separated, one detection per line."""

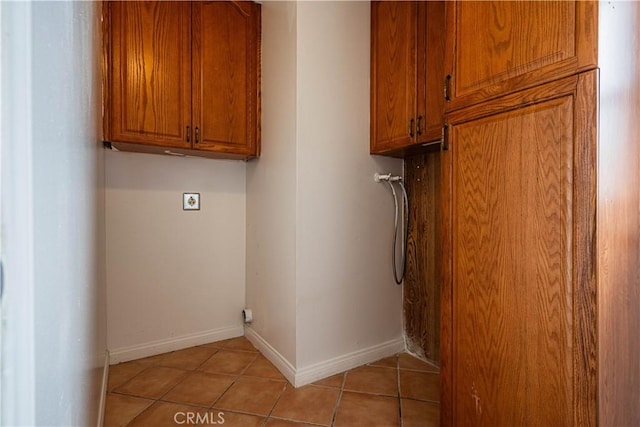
xmin=444 ymin=74 xmax=451 ymax=102
xmin=441 ymin=125 xmax=449 ymax=151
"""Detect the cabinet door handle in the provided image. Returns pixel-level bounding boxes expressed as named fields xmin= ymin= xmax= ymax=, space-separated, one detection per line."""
xmin=409 ymin=118 xmax=415 ymax=138
xmin=186 ymin=126 xmax=191 ymax=142
xmin=441 ymin=124 xmax=449 ymax=151
xmin=444 ymin=75 xmax=451 ymax=102
xmin=195 ymin=126 xmax=200 ymax=144
xmin=417 ymin=116 xmax=423 ymax=136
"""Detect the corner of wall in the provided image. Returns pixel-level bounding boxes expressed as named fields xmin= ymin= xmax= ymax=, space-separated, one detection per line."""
xmin=96 ymin=350 xmax=109 ymax=427
xmin=244 ymin=0 xmax=298 ymax=367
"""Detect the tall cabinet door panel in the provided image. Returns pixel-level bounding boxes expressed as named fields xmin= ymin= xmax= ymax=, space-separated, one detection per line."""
xmin=441 ymin=74 xmax=597 ymax=426
xmin=108 ymin=1 xmax=192 ymax=148
xmin=417 ymin=0 xmax=445 ymax=144
xmin=370 ymin=1 xmax=417 ymax=154
xmin=417 ymin=1 xmax=445 ymax=142
xmin=444 ymin=1 xmax=596 ymax=111
xmin=192 ymin=1 xmax=260 ymax=156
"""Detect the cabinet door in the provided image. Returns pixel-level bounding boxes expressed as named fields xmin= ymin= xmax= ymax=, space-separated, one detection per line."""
xmin=416 ymin=1 xmax=445 ymax=144
xmin=370 ymin=1 xmax=417 ymax=155
xmin=108 ymin=1 xmax=192 ymax=148
xmin=192 ymin=1 xmax=260 ymax=157
xmin=441 ymin=74 xmax=597 ymax=426
xmin=444 ymin=1 xmax=596 ymax=111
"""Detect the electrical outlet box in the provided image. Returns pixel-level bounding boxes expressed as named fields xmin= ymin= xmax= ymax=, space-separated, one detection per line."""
xmin=183 ymin=193 xmax=200 ymax=210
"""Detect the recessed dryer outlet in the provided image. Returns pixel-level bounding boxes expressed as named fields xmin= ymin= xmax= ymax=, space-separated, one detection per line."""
xmin=183 ymin=193 xmax=200 ymax=210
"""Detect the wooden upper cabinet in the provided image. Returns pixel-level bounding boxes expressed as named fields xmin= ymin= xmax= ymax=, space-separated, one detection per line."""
xmin=371 ymin=1 xmax=445 ymax=156
xmin=105 ymin=1 xmax=261 ymax=160
xmin=371 ymin=1 xmax=416 ymax=155
xmin=444 ymin=1 xmax=597 ymax=111
xmin=193 ymin=1 xmax=260 ymax=156
xmin=418 ymin=1 xmax=446 ymax=145
xmin=108 ymin=1 xmax=192 ymax=148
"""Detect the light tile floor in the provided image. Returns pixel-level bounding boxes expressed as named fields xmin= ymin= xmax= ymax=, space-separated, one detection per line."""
xmin=104 ymin=337 xmax=440 ymax=427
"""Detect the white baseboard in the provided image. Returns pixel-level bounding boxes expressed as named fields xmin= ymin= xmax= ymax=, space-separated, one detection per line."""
xmin=109 ymin=325 xmax=244 ymax=364
xmin=245 ymin=326 xmax=405 ymax=388
xmin=294 ymin=337 xmax=405 ymax=387
xmin=244 ymin=326 xmax=296 ymax=384
xmin=97 ymin=350 xmax=109 ymax=427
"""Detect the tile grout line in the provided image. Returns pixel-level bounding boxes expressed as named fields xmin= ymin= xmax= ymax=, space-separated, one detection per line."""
xmin=207 ymin=347 xmax=260 ymax=412
xmin=237 ymin=351 xmax=261 ymax=376
xmin=206 ymin=376 xmax=237 ymax=413
xmin=208 ymin=346 xmax=284 ymax=426
xmin=154 ymin=360 xmax=209 ymax=404
xmin=103 ymin=392 xmax=155 ymax=427
xmin=339 ymin=390 xmax=401 ymax=398
xmin=259 ymin=375 xmax=289 ymax=427
xmin=154 ymin=349 xmax=222 ymax=407
xmin=329 ymin=371 xmax=348 ymax=427
xmin=112 ymin=350 xmax=186 ymax=398
xmin=402 ymin=396 xmax=440 ymax=404
xmin=109 ymin=363 xmax=154 ymax=395
xmin=127 ymin=353 xmax=200 ymax=426
xmin=114 ymin=354 xmax=185 ymax=426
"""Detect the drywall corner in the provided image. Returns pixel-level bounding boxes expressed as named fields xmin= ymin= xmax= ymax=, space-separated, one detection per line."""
xmin=245 ymin=0 xmax=298 ymax=366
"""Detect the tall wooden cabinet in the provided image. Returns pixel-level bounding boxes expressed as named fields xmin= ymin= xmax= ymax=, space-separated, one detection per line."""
xmin=443 ymin=1 xmax=597 ymax=111
xmin=437 ymin=2 xmax=640 ymax=426
xmin=441 ymin=74 xmax=597 ymax=426
xmin=370 ymin=1 xmax=445 ymax=156
xmin=104 ymin=1 xmax=261 ymax=160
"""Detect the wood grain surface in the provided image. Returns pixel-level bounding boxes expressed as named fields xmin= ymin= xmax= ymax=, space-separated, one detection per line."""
xmin=439 ymin=74 xmax=601 ymax=425
xmin=108 ymin=1 xmax=192 ymax=148
xmin=370 ymin=1 xmax=417 ymax=154
xmin=444 ymin=1 xmax=597 ymax=111
xmin=452 ymin=97 xmax=574 ymax=426
xmin=404 ymin=153 xmax=442 ymax=364
xmin=417 ymin=1 xmax=445 ymax=144
xmin=105 ymin=0 xmax=260 ymax=158
xmin=192 ymin=1 xmax=260 ymax=156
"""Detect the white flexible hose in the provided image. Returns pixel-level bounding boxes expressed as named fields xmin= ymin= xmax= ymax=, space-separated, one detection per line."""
xmin=386 ymin=179 xmax=409 ymax=285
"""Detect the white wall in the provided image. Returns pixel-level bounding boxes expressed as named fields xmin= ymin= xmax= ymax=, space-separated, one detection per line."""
xmin=295 ymin=1 xmax=403 ymax=369
xmin=106 ymin=152 xmax=246 ymax=360
xmin=246 ymin=1 xmax=403 ymax=377
xmin=105 ymin=0 xmax=403 ymax=383
xmin=245 ymin=1 xmax=298 ymax=365
xmin=29 ymin=2 xmax=105 ymax=425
